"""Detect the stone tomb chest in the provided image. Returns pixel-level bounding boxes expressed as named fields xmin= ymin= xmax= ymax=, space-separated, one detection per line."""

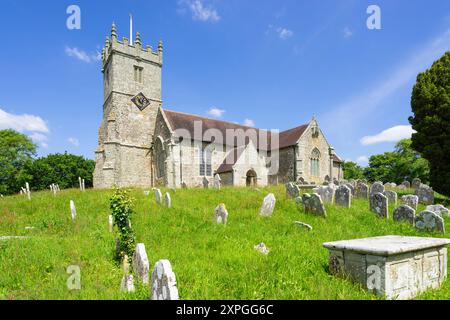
xmin=323 ymin=236 xmax=450 ymax=300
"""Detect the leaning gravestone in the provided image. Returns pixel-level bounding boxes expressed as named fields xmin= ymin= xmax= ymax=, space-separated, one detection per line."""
xmin=260 ymin=194 xmax=276 ymax=217
xmin=370 ymin=182 xmax=385 ymax=195
xmin=370 ymin=192 xmax=389 ymax=218
xmin=215 ymin=203 xmax=229 ymax=225
xmin=155 ymin=189 xmax=162 ymax=205
xmin=335 ymin=185 xmax=351 ymax=208
xmin=415 ymin=210 xmax=445 ymax=233
xmin=151 ymin=260 xmax=179 ymax=300
xmin=393 ymin=205 xmax=415 ymax=225
xmin=301 ymin=193 xmax=327 ymax=217
xmin=164 ymin=192 xmax=171 ymax=208
xmin=285 ymin=182 xmax=300 ymax=199
xmin=383 ymin=190 xmax=398 ymax=206
xmin=133 ymin=243 xmax=150 ymax=284
xmin=355 ymin=183 xmax=369 ymax=199
xmin=315 ymin=186 xmax=334 ymax=204
xmin=416 ymin=184 xmax=434 ymax=205
xmin=412 ymin=178 xmax=421 ymax=189
xmin=70 ymin=200 xmax=76 ymax=220
xmin=426 ymin=205 xmax=450 ymax=218
xmin=401 ymin=195 xmax=419 ymax=210
xmin=213 ymin=174 xmax=221 ymax=190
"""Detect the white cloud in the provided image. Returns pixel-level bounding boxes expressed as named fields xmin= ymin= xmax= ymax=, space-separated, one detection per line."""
xmin=361 ymin=125 xmax=415 ymax=146
xmin=68 ymin=137 xmax=80 ymax=147
xmin=179 ymin=0 xmax=220 ymax=22
xmin=356 ymin=156 xmax=369 ymax=165
xmin=0 ymin=108 xmax=49 ymax=133
xmin=207 ymin=107 xmax=225 ymax=118
xmin=343 ymin=27 xmax=353 ymax=39
xmin=267 ymin=25 xmax=294 ymax=40
xmin=243 ymin=119 xmax=255 ymax=127
xmin=65 ymin=46 xmax=101 ymax=63
xmin=29 ymin=133 xmax=49 ymax=148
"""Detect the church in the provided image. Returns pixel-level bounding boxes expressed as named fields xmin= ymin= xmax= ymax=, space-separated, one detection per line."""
xmin=93 ymin=24 xmax=344 ymax=189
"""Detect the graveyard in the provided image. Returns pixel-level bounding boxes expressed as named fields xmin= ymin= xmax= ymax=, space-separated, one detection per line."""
xmin=1 ymin=183 xmax=449 ymax=300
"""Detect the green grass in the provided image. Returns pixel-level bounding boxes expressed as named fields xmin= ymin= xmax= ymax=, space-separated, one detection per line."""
xmin=0 ymin=185 xmax=449 ymax=300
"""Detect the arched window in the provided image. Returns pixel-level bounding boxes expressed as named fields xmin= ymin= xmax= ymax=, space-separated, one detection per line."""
xmin=310 ymin=148 xmax=320 ymax=177
xmin=155 ymin=138 xmax=166 ymax=179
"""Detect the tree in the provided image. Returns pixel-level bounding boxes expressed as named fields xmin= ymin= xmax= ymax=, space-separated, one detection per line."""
xmin=363 ymin=152 xmax=398 ymax=183
xmin=409 ymin=51 xmax=450 ymax=196
xmin=342 ymin=161 xmax=365 ymax=180
xmin=28 ymin=153 xmax=95 ymax=190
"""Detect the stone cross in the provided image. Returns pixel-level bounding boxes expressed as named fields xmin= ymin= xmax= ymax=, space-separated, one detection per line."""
xmin=300 ymin=193 xmax=327 ymax=217
xmin=133 ymin=243 xmax=150 ymax=284
xmin=70 ymin=200 xmax=77 ymax=220
xmin=393 ymin=205 xmax=415 ymax=225
xmin=214 ymin=203 xmax=229 ymax=225
xmin=401 ymin=195 xmax=419 ymax=210
xmin=383 ymin=190 xmax=398 ymax=206
xmin=335 ymin=185 xmax=351 ymax=208
xmin=415 ymin=210 xmax=445 ymax=233
xmin=151 ymin=260 xmax=179 ymax=300
xmin=155 ymin=189 xmax=162 ymax=205
xmin=164 ymin=192 xmax=171 ymax=208
xmin=370 ymin=192 xmax=389 ymax=218
xmin=260 ymin=193 xmax=276 ymax=217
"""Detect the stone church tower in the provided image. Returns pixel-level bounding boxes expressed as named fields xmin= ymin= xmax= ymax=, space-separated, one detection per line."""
xmin=93 ymin=23 xmax=163 ymax=188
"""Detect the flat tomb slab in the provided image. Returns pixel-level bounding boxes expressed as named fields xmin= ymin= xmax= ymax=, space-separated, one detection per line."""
xmin=323 ymin=236 xmax=450 ymax=300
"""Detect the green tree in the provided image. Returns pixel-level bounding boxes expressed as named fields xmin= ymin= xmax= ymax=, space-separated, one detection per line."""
xmin=363 ymin=152 xmax=398 ymax=183
xmin=409 ymin=51 xmax=450 ymax=196
xmin=28 ymin=153 xmax=95 ymax=190
xmin=0 ymin=129 xmax=36 ymax=194
xmin=342 ymin=161 xmax=365 ymax=180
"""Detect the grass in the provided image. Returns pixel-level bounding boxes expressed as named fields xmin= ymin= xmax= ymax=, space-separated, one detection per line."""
xmin=0 ymin=185 xmax=449 ymax=300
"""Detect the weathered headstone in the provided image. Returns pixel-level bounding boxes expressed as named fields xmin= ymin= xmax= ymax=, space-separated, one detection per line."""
xmin=370 ymin=192 xmax=389 ymax=218
xmin=426 ymin=205 xmax=450 ymax=218
xmin=285 ymin=182 xmax=300 ymax=199
xmin=370 ymin=182 xmax=385 ymax=195
xmin=155 ymin=189 xmax=162 ymax=204
xmin=70 ymin=200 xmax=76 ymax=220
xmin=416 ymin=184 xmax=434 ymax=205
xmin=301 ymin=193 xmax=327 ymax=217
xmin=213 ymin=174 xmax=221 ymax=190
xmin=402 ymin=181 xmax=411 ymax=189
xmin=393 ymin=205 xmax=415 ymax=225
xmin=214 ymin=203 xmax=229 ymax=225
xmin=355 ymin=183 xmax=369 ymax=199
xmin=415 ymin=210 xmax=445 ymax=233
xmin=260 ymin=194 xmax=276 ymax=217
xmin=164 ymin=192 xmax=171 ymax=208
xmin=108 ymin=215 xmax=113 ymax=233
xmin=202 ymin=177 xmax=209 ymax=189
xmin=79 ymin=177 xmax=82 ymax=191
xmin=254 ymin=243 xmax=270 ymax=255
xmin=345 ymin=183 xmax=355 ymax=196
xmin=181 ymin=182 xmax=187 ymax=189
xmin=335 ymin=185 xmax=351 ymax=208
xmin=401 ymin=195 xmax=419 ymax=210
xmin=133 ymin=243 xmax=150 ymax=284
xmin=315 ymin=186 xmax=334 ymax=204
xmin=120 ymin=275 xmax=135 ymax=293
xmin=383 ymin=190 xmax=398 ymax=206
xmin=412 ymin=178 xmax=421 ymax=189
xmin=151 ymin=260 xmax=179 ymax=300
xmin=82 ymin=179 xmax=85 ymax=192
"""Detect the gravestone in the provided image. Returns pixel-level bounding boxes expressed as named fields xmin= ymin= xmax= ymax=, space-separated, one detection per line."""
xmin=426 ymin=205 xmax=450 ymax=218
xmin=301 ymin=193 xmax=327 ymax=217
xmin=383 ymin=190 xmax=398 ymax=206
xmin=285 ymin=182 xmax=300 ymax=199
xmin=164 ymin=192 xmax=171 ymax=208
xmin=412 ymin=178 xmax=421 ymax=189
xmin=335 ymin=185 xmax=351 ymax=208
xmin=415 ymin=210 xmax=445 ymax=233
xmin=133 ymin=243 xmax=150 ymax=284
xmin=390 ymin=183 xmax=397 ymax=188
xmin=155 ymin=189 xmax=162 ymax=205
xmin=370 ymin=193 xmax=389 ymax=218
xmin=355 ymin=183 xmax=369 ymax=199
xmin=79 ymin=177 xmax=82 ymax=191
xmin=345 ymin=183 xmax=355 ymax=196
xmin=393 ymin=205 xmax=415 ymax=225
xmin=370 ymin=182 xmax=385 ymax=195
xmin=254 ymin=243 xmax=270 ymax=255
xmin=315 ymin=186 xmax=334 ymax=204
xmin=402 ymin=181 xmax=411 ymax=189
xmin=120 ymin=275 xmax=135 ymax=293
xmin=214 ymin=203 xmax=229 ymax=225
xmin=202 ymin=177 xmax=209 ymax=189
xmin=260 ymin=194 xmax=276 ymax=217
xmin=213 ymin=174 xmax=221 ymax=190
xmin=181 ymin=182 xmax=187 ymax=189
xmin=108 ymin=215 xmax=113 ymax=233
xmin=416 ymin=184 xmax=434 ymax=205
xmin=401 ymin=195 xmax=419 ymax=210
xmin=151 ymin=260 xmax=179 ymax=300
xmin=70 ymin=200 xmax=76 ymax=220
xmin=398 ymin=185 xmax=406 ymax=190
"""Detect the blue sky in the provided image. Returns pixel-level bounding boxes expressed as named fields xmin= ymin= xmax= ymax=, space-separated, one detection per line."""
xmin=1 ymin=0 xmax=450 ymax=166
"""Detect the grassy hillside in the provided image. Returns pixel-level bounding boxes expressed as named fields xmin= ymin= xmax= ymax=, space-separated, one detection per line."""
xmin=0 ymin=186 xmax=449 ymax=300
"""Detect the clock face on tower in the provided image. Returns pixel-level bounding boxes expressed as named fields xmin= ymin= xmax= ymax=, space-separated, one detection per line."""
xmin=131 ymin=92 xmax=150 ymax=111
